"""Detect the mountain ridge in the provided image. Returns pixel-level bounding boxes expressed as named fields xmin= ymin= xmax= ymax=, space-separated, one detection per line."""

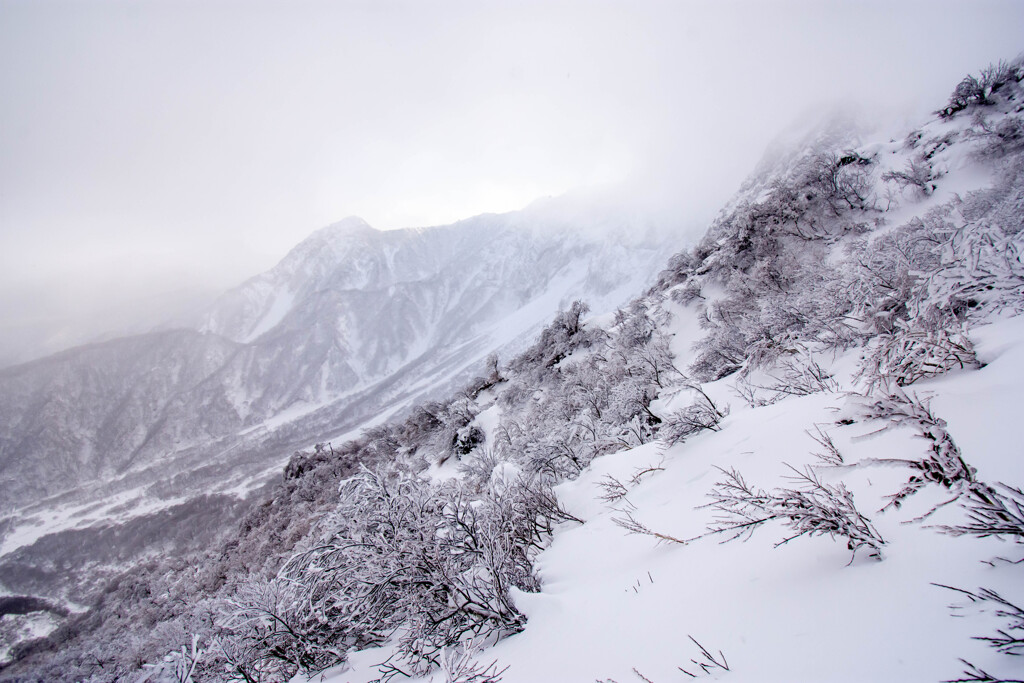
xmin=0 ymin=200 xmax=672 ymax=516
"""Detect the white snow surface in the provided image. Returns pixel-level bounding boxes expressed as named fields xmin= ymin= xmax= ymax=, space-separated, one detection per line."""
xmin=310 ymin=314 xmax=1024 ymax=683
xmin=244 ymin=289 xmax=296 ymax=343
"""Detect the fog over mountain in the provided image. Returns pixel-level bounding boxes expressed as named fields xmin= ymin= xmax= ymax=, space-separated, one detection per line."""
xmin=0 ymin=196 xmax=670 ymax=531
xmin=3 ymin=1 xmax=1024 ymax=369
xmin=3 ymin=2 xmax=1024 ymax=680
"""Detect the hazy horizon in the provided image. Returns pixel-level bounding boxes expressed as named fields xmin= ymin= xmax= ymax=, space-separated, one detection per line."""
xmin=2 ymin=0 xmax=1023 ymax=365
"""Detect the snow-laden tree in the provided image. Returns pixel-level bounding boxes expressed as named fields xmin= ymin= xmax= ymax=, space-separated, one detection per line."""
xmin=217 ymin=466 xmax=574 ymax=679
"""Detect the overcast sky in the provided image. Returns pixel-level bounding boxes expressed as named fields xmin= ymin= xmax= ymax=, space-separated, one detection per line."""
xmin=1 ymin=0 xmax=1023 ymax=358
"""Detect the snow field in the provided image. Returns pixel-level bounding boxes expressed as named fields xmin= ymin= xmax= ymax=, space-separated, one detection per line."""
xmin=319 ymin=315 xmax=1024 ymax=683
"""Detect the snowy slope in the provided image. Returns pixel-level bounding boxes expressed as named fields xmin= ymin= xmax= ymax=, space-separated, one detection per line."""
xmin=315 ymin=290 xmax=1024 ymax=683
xmin=477 ymin=318 xmax=1024 ymax=683
xmin=308 ymin=68 xmax=1024 ymax=683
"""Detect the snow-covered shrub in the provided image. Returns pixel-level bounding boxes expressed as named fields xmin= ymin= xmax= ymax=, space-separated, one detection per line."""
xmin=429 ymin=397 xmax=481 ymax=463
xmin=937 ymin=584 xmax=1024 ymax=683
xmin=857 ymin=324 xmax=978 ymax=392
xmin=465 ymin=353 xmax=505 ymax=399
xmin=704 ymin=465 xmax=885 ymax=563
xmin=679 ymin=162 xmax=877 ymax=383
xmin=521 ymin=424 xmax=598 ymax=479
xmin=919 ymin=174 xmax=1024 ymax=322
xmin=808 ymin=151 xmax=876 ymax=215
xmin=855 ymin=390 xmax=979 ymax=511
xmin=945 ymin=74 xmax=987 ymax=118
xmin=658 ymin=388 xmax=728 ymax=446
xmin=453 ymin=425 xmax=485 ymax=457
xmin=941 ymin=58 xmax=1023 ymax=118
xmin=734 ymin=350 xmax=840 ymax=407
xmin=846 ymin=212 xmax=947 ymax=335
xmin=217 ymin=466 xmax=573 ymax=679
xmin=460 ymin=447 xmax=503 ymax=492
xmin=499 ymin=302 xmax=683 ymax=477
xmin=690 ymin=313 xmax=747 ymax=381
xmin=430 ymin=640 xmax=508 ymax=683
xmin=882 ymin=157 xmax=936 ymax=197
xmin=982 ymin=59 xmax=1023 ymax=94
xmin=942 ymin=483 xmax=1024 ymax=543
xmin=690 ymin=265 xmax=858 ymax=382
xmin=856 ymin=390 xmax=1024 ymax=545
xmin=135 ymin=635 xmax=204 ymax=683
xmin=216 ymin=578 xmax=318 ymax=682
xmin=507 ymin=300 xmax=596 ymax=373
xmin=611 ymin=306 xmax=681 ymax=389
xmin=668 ymin=279 xmax=704 ymax=306
xmin=971 ymin=110 xmax=1024 ymax=158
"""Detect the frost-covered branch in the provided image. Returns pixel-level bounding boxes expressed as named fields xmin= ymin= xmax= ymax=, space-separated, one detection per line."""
xmin=937 ymin=583 xmax=1024 ymax=682
xmin=612 ymin=510 xmax=687 ymax=546
xmin=677 ymin=635 xmax=730 ymax=678
xmin=855 ymin=390 xmax=978 ymax=512
xmin=702 ymin=465 xmax=885 ymax=563
xmin=944 ymin=659 xmax=1024 ymax=683
xmin=659 ymin=387 xmax=728 ymax=446
xmin=808 ymin=425 xmax=844 ymax=467
xmin=942 ymin=483 xmax=1024 ymax=543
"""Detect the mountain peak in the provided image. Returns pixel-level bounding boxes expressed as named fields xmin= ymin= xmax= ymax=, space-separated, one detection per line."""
xmin=311 ymin=216 xmax=377 ymax=242
xmin=329 ymin=215 xmax=374 ymax=232
xmin=283 ymin=216 xmax=381 ymax=268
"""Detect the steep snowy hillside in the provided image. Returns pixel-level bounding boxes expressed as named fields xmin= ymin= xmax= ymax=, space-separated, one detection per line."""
xmin=308 ymin=56 xmax=1024 ymax=683
xmin=325 ymin=317 xmax=1024 ymax=683
xmin=4 ymin=56 xmax=1023 ymax=683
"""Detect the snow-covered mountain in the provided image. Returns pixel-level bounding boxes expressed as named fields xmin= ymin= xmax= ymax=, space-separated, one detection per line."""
xmin=6 ymin=54 xmax=1024 ymax=683
xmin=0 ymin=203 xmax=671 ymax=547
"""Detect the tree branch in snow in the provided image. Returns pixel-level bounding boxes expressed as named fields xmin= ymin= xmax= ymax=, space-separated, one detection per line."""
xmin=808 ymin=425 xmax=844 ymax=466
xmin=702 ymin=465 xmax=885 ymax=564
xmin=937 ymin=584 xmax=1024 ymax=683
xmin=734 ymin=352 xmax=840 ymax=408
xmin=943 ymin=659 xmax=1024 ymax=683
xmin=432 ymin=639 xmax=509 ymax=683
xmin=659 ymin=387 xmax=728 ymax=446
xmin=677 ymin=635 xmax=730 ymax=678
xmin=630 ymin=461 xmax=666 ymax=485
xmin=854 ymin=390 xmax=979 ymax=513
xmin=941 ymin=482 xmax=1024 ymax=543
xmin=935 ymin=584 xmax=1024 ymax=656
xmin=597 ymin=475 xmax=632 ymax=507
xmin=612 ymin=510 xmax=687 ymax=546
xmin=857 ymin=326 xmax=978 ymax=393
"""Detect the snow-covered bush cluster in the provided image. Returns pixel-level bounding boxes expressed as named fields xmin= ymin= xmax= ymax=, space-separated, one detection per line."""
xmin=940 ymin=57 xmax=1024 ymax=119
xmin=216 ymin=467 xmax=570 ymax=681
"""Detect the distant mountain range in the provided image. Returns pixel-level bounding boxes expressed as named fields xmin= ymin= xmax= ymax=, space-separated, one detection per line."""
xmin=0 ymin=203 xmax=672 ymax=532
